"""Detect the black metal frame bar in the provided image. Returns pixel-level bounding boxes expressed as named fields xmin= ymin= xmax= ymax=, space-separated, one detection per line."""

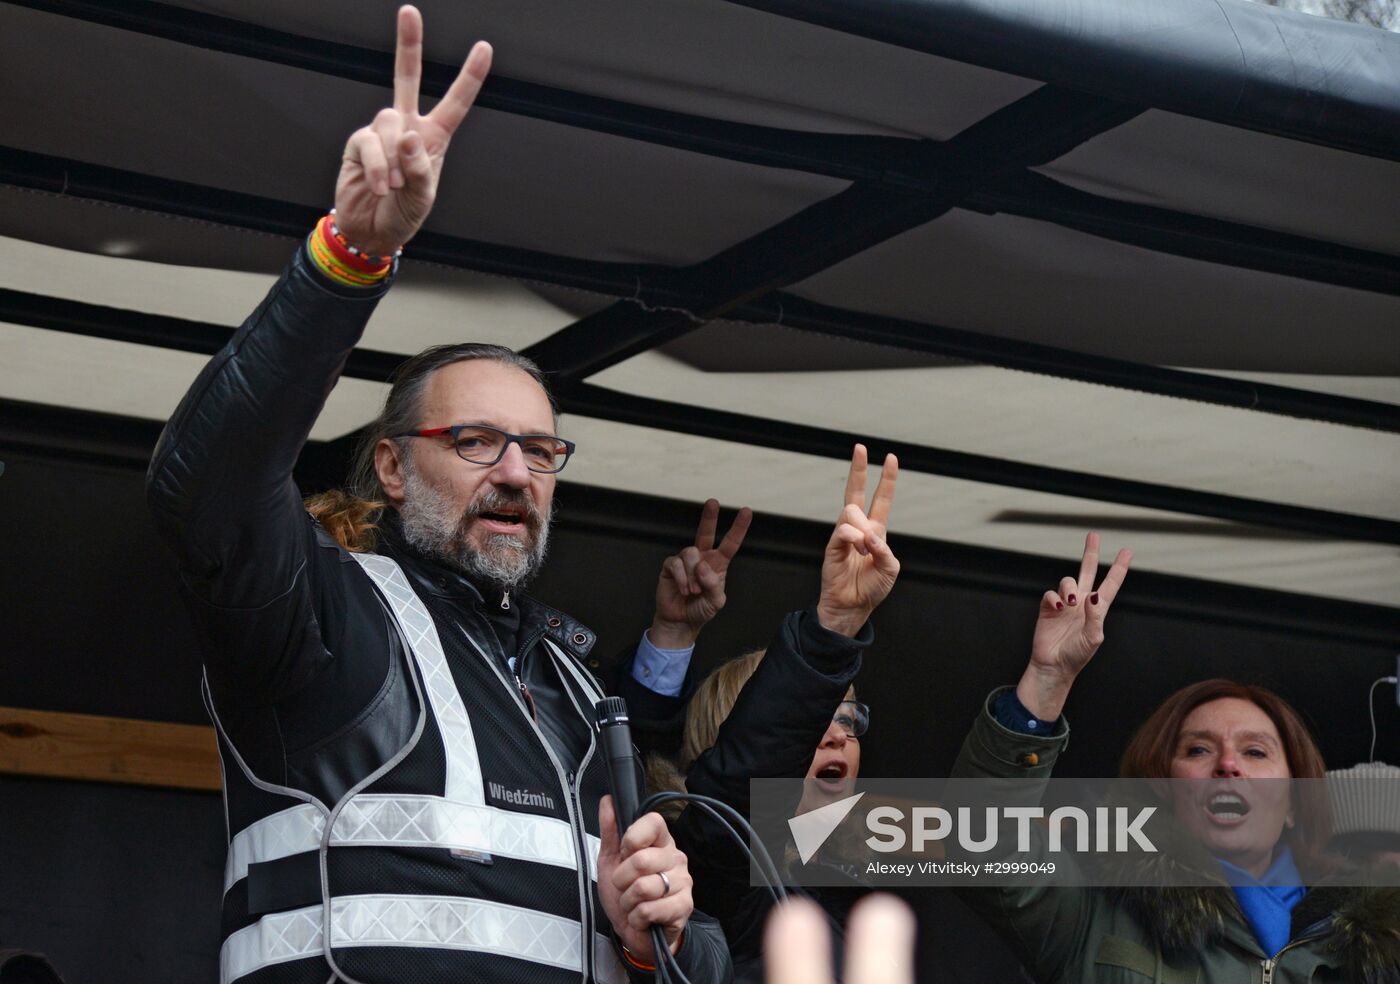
xmin=734 ymin=294 xmax=1400 ymax=433
xmin=0 ymin=287 xmax=407 ymax=382
xmin=523 ymin=85 xmax=1148 ymax=378
xmin=0 ymin=146 xmax=665 ymax=299
xmin=556 ymin=382 xmax=1400 ymax=545
xmin=5 ymin=289 xmax=1398 ymax=544
xmin=5 ymin=148 xmax=1395 ymax=433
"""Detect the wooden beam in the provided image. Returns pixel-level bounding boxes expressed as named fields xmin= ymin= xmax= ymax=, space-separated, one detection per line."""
xmin=0 ymin=706 xmax=219 ymax=792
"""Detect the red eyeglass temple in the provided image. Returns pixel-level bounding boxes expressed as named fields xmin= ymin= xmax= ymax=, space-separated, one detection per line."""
xmin=414 ymin=427 xmax=567 ymax=453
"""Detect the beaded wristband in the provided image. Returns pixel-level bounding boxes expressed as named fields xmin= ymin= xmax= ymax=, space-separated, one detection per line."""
xmin=327 ymin=209 xmax=402 ymax=269
xmin=307 ymin=213 xmax=398 ymax=288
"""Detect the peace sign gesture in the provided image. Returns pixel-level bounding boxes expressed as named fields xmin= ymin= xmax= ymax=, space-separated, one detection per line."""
xmin=649 ymin=499 xmax=754 ymax=650
xmin=1017 ymin=532 xmax=1132 ymax=721
xmin=816 ymin=445 xmax=900 ymax=638
xmin=335 ymin=6 xmax=492 ymax=255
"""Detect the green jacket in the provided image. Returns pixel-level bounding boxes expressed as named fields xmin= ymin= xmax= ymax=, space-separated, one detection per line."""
xmin=952 ymin=689 xmax=1400 ymax=984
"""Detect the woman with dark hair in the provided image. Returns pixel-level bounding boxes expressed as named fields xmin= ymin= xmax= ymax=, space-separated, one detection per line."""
xmin=954 ymin=533 xmax=1400 ymax=983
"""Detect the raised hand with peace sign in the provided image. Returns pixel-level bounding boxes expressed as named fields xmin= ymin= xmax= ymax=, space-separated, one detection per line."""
xmin=335 ymin=6 xmax=492 ymax=257
xmin=1016 ymin=531 xmax=1132 ymax=721
xmin=649 ymin=499 xmax=754 ymax=650
xmin=816 ymin=444 xmax=901 ymax=638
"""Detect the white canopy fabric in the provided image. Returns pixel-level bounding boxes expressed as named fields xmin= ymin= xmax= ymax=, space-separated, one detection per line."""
xmin=1 ymin=0 xmax=1397 ymax=606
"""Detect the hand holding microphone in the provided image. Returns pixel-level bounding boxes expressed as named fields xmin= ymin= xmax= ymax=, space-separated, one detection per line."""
xmin=596 ymin=698 xmax=694 ymax=964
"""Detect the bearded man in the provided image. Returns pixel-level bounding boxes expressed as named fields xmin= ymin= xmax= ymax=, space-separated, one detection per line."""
xmin=146 ymin=8 xmax=733 ymax=983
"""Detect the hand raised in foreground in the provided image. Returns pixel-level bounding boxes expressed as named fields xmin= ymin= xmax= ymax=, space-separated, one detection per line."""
xmin=765 ymin=895 xmax=915 ymax=984
xmin=598 ymin=796 xmax=693 ymax=963
xmin=335 ymin=5 xmax=493 ymax=256
xmin=649 ymin=499 xmax=754 ymax=650
xmin=1017 ymin=531 xmax=1132 ymax=721
xmin=816 ymin=444 xmax=900 ymax=638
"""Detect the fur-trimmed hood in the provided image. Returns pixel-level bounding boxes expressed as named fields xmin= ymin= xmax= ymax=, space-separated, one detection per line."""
xmin=1112 ymin=854 xmax=1400 ymax=984
xmin=1319 ymin=886 xmax=1400 ymax=984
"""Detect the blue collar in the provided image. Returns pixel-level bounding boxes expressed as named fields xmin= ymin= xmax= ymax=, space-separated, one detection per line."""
xmin=1217 ymin=847 xmax=1306 ymax=958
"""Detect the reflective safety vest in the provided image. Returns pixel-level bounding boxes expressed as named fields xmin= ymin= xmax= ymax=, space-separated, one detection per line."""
xmin=209 ymin=552 xmax=628 ymax=984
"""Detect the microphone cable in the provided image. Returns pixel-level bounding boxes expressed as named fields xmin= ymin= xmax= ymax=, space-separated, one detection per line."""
xmin=598 ymin=698 xmax=792 ymax=984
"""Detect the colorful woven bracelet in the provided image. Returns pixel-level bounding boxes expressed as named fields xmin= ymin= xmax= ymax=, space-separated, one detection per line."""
xmin=318 ymin=214 xmax=396 ymax=275
xmin=307 ymin=214 xmax=397 ymax=288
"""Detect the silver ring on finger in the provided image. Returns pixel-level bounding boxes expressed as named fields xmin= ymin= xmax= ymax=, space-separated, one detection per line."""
xmin=657 ymin=870 xmax=672 ymax=897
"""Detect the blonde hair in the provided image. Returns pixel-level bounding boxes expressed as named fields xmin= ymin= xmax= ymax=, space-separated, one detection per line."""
xmin=646 ymin=649 xmax=765 ymax=819
xmin=304 ymin=489 xmax=385 ymax=552
xmin=679 ymin=648 xmax=768 ymax=773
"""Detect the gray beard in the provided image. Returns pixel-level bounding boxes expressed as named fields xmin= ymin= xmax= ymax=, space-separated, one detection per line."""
xmin=397 ymin=459 xmax=550 ymax=590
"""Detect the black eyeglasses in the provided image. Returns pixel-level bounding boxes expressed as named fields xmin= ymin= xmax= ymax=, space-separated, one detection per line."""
xmin=396 ymin=423 xmax=576 ymax=474
xmin=833 ymin=700 xmax=870 ymax=739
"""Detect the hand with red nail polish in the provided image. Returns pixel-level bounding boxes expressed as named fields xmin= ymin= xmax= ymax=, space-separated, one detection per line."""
xmin=1016 ymin=532 xmax=1133 ymax=721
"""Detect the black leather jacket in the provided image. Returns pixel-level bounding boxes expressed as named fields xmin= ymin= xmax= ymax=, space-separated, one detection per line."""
xmin=146 ymin=243 xmax=732 ymax=983
xmin=674 ymin=610 xmax=869 ymax=983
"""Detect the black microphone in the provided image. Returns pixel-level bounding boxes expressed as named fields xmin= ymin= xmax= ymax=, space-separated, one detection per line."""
xmin=595 ymin=696 xmax=641 ymax=837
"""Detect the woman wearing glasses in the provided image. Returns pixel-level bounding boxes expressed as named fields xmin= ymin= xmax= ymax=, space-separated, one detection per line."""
xmin=650 ymin=444 xmax=901 ymax=984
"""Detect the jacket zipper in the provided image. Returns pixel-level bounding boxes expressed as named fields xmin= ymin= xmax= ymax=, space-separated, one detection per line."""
xmin=1260 ymin=924 xmax=1329 ymax=984
xmin=454 ymin=618 xmax=596 ymax=980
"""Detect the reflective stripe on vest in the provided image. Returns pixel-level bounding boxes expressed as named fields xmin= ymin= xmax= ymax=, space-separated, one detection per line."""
xmin=217 ymin=552 xmax=609 ymax=982
xmin=353 ymin=552 xmax=485 ymax=805
xmin=220 ymin=894 xmax=628 ymax=984
xmin=224 ymin=797 xmax=603 ymax=892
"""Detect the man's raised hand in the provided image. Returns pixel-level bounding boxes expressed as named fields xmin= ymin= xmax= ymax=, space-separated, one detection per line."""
xmin=816 ymin=445 xmax=900 ymax=638
xmin=336 ymin=6 xmax=492 ymax=255
xmin=1017 ymin=531 xmax=1132 ymax=721
xmin=649 ymin=499 xmax=753 ymax=650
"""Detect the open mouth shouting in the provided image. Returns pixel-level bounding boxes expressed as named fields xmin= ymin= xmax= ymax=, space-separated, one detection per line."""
xmin=812 ymin=758 xmax=850 ymax=792
xmin=1203 ymin=790 xmax=1252 ymax=826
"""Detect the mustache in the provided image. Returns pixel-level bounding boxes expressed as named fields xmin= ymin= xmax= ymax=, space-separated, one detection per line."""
xmin=462 ymin=487 xmax=546 ymax=530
